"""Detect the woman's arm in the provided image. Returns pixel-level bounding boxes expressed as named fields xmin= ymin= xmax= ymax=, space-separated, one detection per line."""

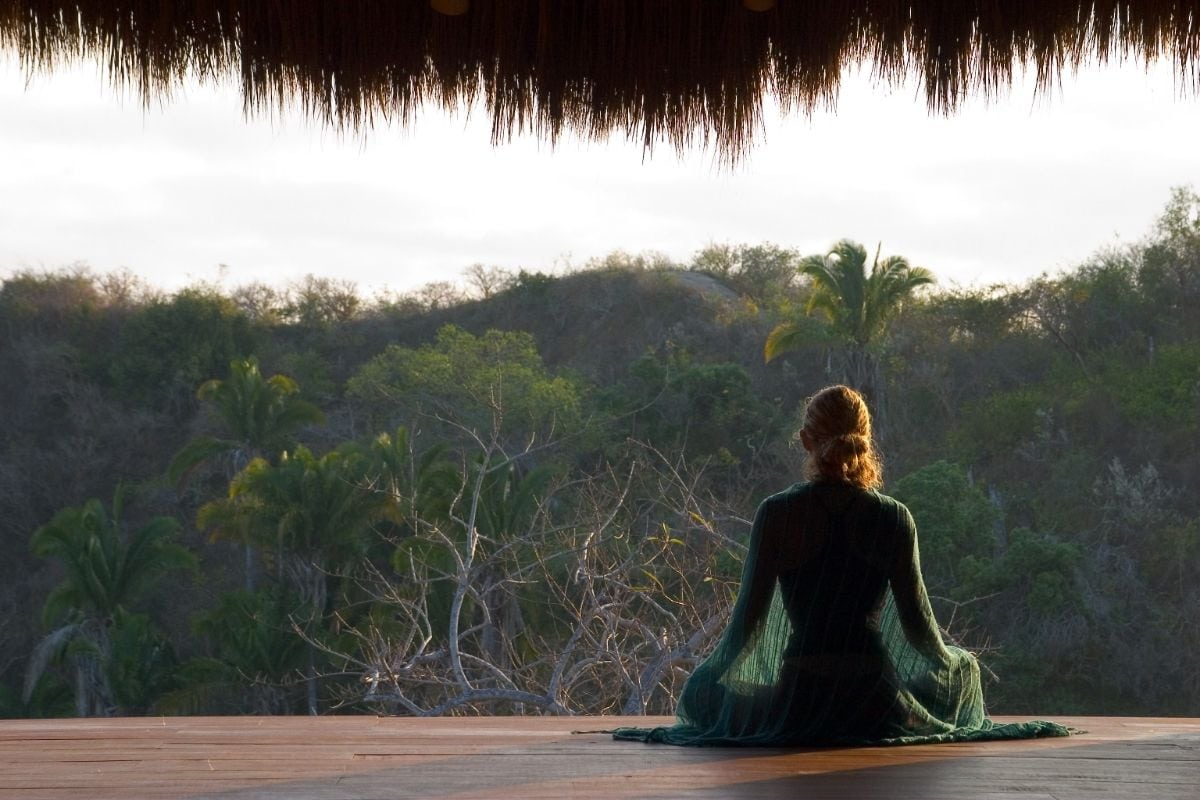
xmin=740 ymin=498 xmax=779 ymax=635
xmin=720 ymin=496 xmax=780 ymax=654
xmin=889 ymin=502 xmax=951 ymax=663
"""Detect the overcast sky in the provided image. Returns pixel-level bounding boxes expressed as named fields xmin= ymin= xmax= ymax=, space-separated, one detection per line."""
xmin=1 ymin=54 xmax=1198 ymax=297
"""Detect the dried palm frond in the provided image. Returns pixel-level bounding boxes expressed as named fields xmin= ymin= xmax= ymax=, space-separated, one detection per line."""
xmin=2 ymin=1 xmax=1197 ymax=162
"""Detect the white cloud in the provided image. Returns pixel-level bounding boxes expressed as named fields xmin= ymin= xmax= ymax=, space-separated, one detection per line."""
xmin=1 ymin=55 xmax=1198 ymax=294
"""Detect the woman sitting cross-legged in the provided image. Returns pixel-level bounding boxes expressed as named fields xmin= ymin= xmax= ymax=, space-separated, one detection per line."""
xmin=614 ymin=385 xmax=1069 ymax=746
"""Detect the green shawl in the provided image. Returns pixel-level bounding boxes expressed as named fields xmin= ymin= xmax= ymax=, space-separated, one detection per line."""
xmin=614 ymin=482 xmax=1069 ymax=746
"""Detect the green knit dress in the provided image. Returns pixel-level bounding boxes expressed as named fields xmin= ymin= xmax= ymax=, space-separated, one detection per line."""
xmin=613 ymin=482 xmax=1069 ymax=746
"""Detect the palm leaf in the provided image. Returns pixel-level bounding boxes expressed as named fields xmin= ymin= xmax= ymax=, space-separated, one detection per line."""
xmin=41 ymin=584 xmax=84 ymax=628
xmin=23 ymin=623 xmax=83 ymax=702
xmin=763 ymin=321 xmax=807 ymax=362
xmin=167 ymin=436 xmax=237 ymax=487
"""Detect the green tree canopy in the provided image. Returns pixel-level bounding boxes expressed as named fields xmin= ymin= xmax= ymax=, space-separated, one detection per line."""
xmin=346 ymin=325 xmax=583 ymax=450
xmin=108 ymin=288 xmax=257 ymax=411
xmin=891 ymin=461 xmax=997 ymax=596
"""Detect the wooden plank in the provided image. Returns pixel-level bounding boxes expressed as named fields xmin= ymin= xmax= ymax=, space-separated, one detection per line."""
xmin=0 ymin=716 xmax=1196 ymax=800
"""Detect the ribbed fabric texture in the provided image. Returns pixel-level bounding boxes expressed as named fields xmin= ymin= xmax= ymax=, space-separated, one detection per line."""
xmin=614 ymin=482 xmax=1069 ymax=746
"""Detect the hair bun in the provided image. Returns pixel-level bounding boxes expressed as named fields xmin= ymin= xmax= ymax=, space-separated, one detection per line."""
xmin=816 ymin=432 xmax=864 ymax=462
xmin=836 ymin=432 xmax=868 ymax=453
xmin=799 ymin=385 xmax=883 ymax=490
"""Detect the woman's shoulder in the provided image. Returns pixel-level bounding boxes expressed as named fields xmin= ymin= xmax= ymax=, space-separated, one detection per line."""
xmin=763 ymin=482 xmax=808 ymax=503
xmin=859 ymin=489 xmax=912 ymax=520
xmin=757 ymin=482 xmax=823 ymax=511
xmin=868 ymin=489 xmax=905 ymax=510
xmin=869 ymin=490 xmax=917 ymax=530
xmin=764 ymin=483 xmax=912 ymax=524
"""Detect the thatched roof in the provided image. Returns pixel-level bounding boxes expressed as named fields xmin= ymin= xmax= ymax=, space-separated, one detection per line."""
xmin=2 ymin=2 xmax=1197 ymax=160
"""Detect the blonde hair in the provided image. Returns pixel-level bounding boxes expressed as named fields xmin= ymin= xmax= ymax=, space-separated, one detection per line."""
xmin=799 ymin=385 xmax=883 ymax=490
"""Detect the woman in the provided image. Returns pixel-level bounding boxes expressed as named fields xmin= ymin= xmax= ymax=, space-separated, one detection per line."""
xmin=615 ymin=385 xmax=1067 ymax=746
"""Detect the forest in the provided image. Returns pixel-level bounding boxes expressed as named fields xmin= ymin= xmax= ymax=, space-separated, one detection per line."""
xmin=0 ymin=187 xmax=1197 ymax=720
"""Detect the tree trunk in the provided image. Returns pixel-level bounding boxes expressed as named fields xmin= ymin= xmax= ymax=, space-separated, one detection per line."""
xmin=244 ymin=543 xmax=257 ymax=593
xmin=306 ymin=643 xmax=318 ymax=716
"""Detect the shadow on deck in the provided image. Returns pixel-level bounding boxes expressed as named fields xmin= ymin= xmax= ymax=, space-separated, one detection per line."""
xmin=1 ymin=715 xmax=1197 ymax=799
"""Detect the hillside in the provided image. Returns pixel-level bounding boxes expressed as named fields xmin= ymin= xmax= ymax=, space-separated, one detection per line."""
xmin=1 ymin=192 xmax=1198 ymax=718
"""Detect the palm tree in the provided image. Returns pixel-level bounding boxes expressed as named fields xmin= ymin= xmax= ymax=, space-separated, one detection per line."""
xmin=197 ymin=446 xmax=401 ymax=714
xmin=765 ymin=240 xmax=934 ymax=399
xmin=168 ymin=357 xmax=325 ymax=483
xmin=169 ymin=357 xmax=325 ymax=590
xmin=25 ymin=491 xmax=195 ymax=715
xmin=354 ymin=427 xmax=457 ymax=529
xmin=162 ymin=588 xmax=311 ymax=715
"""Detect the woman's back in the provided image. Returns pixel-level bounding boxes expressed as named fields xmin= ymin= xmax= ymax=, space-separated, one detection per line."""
xmin=773 ymin=483 xmax=897 ymax=658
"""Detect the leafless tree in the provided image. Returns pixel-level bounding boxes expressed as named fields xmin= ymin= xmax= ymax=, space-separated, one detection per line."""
xmin=320 ymin=411 xmax=749 ymax=716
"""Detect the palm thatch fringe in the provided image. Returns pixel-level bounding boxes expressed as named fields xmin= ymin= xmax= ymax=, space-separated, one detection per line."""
xmin=2 ymin=1 xmax=1197 ymax=161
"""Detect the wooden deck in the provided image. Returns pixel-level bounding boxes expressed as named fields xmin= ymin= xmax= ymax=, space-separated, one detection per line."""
xmin=1 ymin=716 xmax=1197 ymax=799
